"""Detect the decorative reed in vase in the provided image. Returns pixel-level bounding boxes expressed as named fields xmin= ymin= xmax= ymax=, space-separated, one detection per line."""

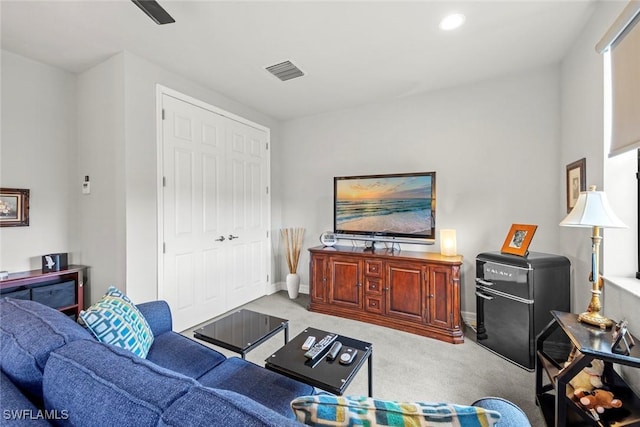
xmin=281 ymin=227 xmax=305 ymax=298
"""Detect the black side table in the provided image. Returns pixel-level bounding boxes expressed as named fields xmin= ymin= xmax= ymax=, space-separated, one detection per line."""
xmin=536 ymin=310 xmax=640 ymax=426
xmin=193 ymin=309 xmax=288 ymax=359
xmin=265 ymin=327 xmax=373 ymax=397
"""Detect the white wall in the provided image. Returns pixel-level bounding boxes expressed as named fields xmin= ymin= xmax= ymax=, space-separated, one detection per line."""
xmin=75 ymin=53 xmax=126 ymax=304
xmin=560 ymin=1 xmax=639 ymax=393
xmin=559 ymin=0 xmax=628 ymax=313
xmin=119 ymin=52 xmax=281 ymax=303
xmin=1 ymin=49 xmax=282 ymax=304
xmin=279 ymin=65 xmax=563 ymax=314
xmin=0 ymin=50 xmax=76 ymax=272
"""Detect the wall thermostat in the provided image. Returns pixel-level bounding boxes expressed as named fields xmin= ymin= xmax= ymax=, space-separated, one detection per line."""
xmin=320 ymin=231 xmax=337 ymax=247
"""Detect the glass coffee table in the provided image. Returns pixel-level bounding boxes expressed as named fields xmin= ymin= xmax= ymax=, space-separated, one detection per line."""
xmin=193 ymin=309 xmax=288 ymax=359
xmin=265 ymin=326 xmax=373 ymax=396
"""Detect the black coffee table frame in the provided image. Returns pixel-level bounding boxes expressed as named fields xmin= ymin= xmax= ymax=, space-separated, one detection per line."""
xmin=193 ymin=309 xmax=288 ymax=359
xmin=265 ymin=327 xmax=373 ymax=396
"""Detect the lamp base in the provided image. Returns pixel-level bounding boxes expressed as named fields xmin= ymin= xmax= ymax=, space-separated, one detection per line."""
xmin=577 ymin=311 xmax=614 ymax=330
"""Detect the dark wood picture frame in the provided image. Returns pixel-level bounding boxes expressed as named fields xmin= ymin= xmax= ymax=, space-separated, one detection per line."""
xmin=566 ymin=158 xmax=586 ymax=213
xmin=0 ymin=188 xmax=30 ymax=227
xmin=501 ymin=223 xmax=537 ymax=257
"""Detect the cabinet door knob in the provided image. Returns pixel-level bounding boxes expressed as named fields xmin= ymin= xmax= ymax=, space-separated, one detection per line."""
xmin=215 ymin=235 xmax=226 ymax=242
xmin=228 ymin=234 xmax=239 ymax=240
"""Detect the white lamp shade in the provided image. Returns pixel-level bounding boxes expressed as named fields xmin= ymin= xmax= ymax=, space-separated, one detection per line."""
xmin=440 ymin=229 xmax=457 ymax=256
xmin=560 ymin=186 xmax=627 ymax=228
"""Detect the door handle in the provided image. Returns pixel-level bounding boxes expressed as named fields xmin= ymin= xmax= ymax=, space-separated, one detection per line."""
xmin=215 ymin=236 xmax=226 ymax=242
xmin=475 ymin=279 xmax=494 ymax=286
xmin=475 ymin=291 xmax=494 ymax=301
xmin=228 ymin=234 xmax=239 ymax=240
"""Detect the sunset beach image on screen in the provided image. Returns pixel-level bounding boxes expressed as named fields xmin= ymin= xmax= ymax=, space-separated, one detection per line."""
xmin=334 ymin=173 xmax=434 ymax=238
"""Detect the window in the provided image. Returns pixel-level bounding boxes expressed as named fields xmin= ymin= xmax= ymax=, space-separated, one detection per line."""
xmin=599 ymin=3 xmax=640 ymax=280
xmin=603 ymin=149 xmax=637 ymax=278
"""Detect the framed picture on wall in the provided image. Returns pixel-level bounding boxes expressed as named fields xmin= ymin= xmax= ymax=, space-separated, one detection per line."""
xmin=501 ymin=223 xmax=537 ymax=257
xmin=0 ymin=188 xmax=30 ymax=227
xmin=566 ymin=158 xmax=586 ymax=213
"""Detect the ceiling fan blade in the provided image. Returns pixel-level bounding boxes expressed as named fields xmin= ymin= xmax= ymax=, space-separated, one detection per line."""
xmin=131 ymin=0 xmax=175 ymax=25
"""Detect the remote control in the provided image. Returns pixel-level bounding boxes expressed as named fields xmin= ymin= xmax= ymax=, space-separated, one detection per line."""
xmin=326 ymin=341 xmax=343 ymax=361
xmin=304 ymin=334 xmax=337 ymax=361
xmin=301 ymin=336 xmax=316 ymax=351
xmin=339 ymin=348 xmax=358 ymax=365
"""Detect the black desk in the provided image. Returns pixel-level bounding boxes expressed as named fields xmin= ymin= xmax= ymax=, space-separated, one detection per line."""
xmin=193 ymin=309 xmax=288 ymax=359
xmin=265 ymin=327 xmax=373 ymax=397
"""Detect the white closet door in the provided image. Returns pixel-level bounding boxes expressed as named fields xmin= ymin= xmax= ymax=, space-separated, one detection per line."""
xmin=161 ymin=94 xmax=227 ymax=331
xmin=225 ymin=119 xmax=269 ymax=308
xmin=160 ymin=93 xmax=270 ymax=332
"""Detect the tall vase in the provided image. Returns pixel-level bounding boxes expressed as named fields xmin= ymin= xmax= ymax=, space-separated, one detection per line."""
xmin=286 ymin=273 xmax=300 ymax=299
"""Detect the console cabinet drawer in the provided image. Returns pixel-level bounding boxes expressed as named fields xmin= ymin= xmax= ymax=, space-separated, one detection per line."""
xmin=365 ymin=277 xmax=382 ymax=294
xmin=365 ymin=260 xmax=383 ymax=277
xmin=365 ymin=296 xmax=384 ymax=314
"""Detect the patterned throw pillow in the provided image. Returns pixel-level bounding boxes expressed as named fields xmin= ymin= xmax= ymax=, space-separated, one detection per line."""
xmin=79 ymin=286 xmax=154 ymax=358
xmin=290 ymin=395 xmax=501 ymax=427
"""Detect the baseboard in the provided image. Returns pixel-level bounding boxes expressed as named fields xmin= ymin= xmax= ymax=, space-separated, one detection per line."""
xmin=265 ymin=282 xmax=280 ymax=295
xmin=461 ymin=310 xmax=476 ymax=330
xmin=270 ymin=281 xmax=309 ymax=295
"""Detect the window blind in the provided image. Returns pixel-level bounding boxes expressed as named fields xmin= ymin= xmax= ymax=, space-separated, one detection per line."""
xmin=597 ymin=2 xmax=640 ymax=158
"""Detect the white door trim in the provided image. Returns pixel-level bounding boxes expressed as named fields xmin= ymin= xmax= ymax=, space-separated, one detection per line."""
xmin=155 ymin=84 xmax=272 ymax=323
xmin=157 ymin=85 xmax=270 ymax=132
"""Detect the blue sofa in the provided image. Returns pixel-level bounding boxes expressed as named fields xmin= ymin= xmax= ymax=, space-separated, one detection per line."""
xmin=0 ymin=297 xmax=530 ymax=426
xmin=0 ymin=297 xmax=310 ymax=426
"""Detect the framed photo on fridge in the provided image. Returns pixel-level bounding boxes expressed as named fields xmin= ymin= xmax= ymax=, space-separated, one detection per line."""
xmin=501 ymin=224 xmax=537 ymax=257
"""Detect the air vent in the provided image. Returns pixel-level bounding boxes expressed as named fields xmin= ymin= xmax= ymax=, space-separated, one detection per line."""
xmin=265 ymin=60 xmax=304 ymax=81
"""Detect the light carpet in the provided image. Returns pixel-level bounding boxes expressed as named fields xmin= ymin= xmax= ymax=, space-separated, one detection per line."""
xmin=183 ymin=291 xmax=544 ymax=426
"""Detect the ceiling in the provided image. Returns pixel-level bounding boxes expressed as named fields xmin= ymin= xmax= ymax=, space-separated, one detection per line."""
xmin=1 ymin=0 xmax=597 ymax=121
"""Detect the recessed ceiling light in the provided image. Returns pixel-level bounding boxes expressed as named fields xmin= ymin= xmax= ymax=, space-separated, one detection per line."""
xmin=439 ymin=13 xmax=466 ymax=31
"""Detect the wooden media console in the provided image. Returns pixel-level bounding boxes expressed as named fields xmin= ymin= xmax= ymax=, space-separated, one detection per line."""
xmin=308 ymin=246 xmax=464 ymax=344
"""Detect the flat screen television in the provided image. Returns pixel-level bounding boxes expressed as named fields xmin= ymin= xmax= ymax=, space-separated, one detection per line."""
xmin=334 ymin=171 xmax=436 ymax=241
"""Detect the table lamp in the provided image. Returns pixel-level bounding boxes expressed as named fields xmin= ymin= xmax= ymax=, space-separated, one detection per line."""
xmin=440 ymin=229 xmax=457 ymax=256
xmin=560 ymin=185 xmax=627 ymax=329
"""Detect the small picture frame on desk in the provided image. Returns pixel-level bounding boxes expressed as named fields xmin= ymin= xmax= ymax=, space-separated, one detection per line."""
xmin=612 ymin=319 xmax=635 ymax=355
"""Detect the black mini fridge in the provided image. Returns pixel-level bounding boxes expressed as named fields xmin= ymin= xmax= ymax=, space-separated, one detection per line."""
xmin=475 ymin=251 xmax=570 ymax=371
